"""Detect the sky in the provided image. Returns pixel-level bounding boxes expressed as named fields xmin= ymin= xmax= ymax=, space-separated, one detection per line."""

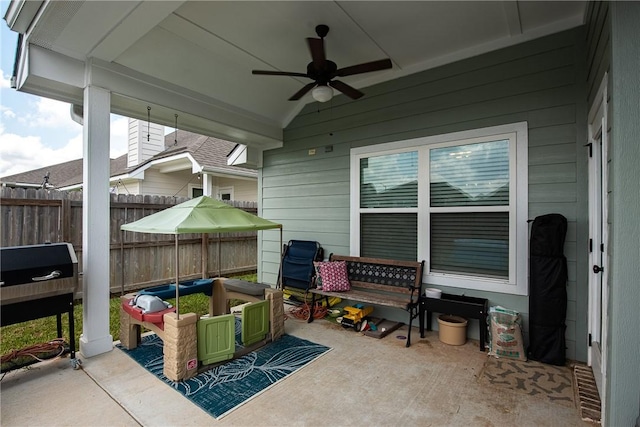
xmin=0 ymin=1 xmax=131 ymax=178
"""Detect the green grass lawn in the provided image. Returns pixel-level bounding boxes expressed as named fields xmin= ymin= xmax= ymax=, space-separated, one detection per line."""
xmin=1 ymin=274 xmax=257 ymax=357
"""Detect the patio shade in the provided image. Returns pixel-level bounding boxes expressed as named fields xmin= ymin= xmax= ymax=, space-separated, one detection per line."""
xmin=120 ymin=196 xmax=282 ymax=317
xmin=121 ymin=195 xmax=281 ymax=234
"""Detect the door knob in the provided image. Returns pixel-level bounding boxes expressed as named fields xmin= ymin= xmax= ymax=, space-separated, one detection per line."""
xmin=593 ymin=265 xmax=604 ymax=274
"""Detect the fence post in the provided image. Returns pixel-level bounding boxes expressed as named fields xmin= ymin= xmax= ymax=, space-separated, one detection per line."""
xmin=201 ymin=233 xmax=208 ymax=279
xmin=61 ymin=198 xmax=71 ymax=242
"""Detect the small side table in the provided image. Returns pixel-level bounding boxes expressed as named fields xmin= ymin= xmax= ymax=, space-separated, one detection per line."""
xmin=419 ymin=293 xmax=489 ymax=351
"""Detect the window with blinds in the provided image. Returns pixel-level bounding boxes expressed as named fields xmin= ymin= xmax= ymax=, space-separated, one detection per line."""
xmin=360 ymin=152 xmax=418 ymax=208
xmin=351 ymin=122 xmax=528 ymax=295
xmin=361 ymin=213 xmax=417 ymax=260
xmin=430 ymin=212 xmax=509 ymax=278
xmin=359 ymin=151 xmax=418 ymax=260
xmin=429 ymin=140 xmax=510 ymax=279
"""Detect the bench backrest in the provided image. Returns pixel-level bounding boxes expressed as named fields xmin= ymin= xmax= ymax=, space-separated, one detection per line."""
xmin=328 ymin=255 xmax=424 ymax=296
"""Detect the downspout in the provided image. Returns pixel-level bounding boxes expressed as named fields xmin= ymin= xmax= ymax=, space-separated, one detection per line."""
xmin=10 ymin=33 xmax=22 ymax=89
xmin=70 ymin=103 xmax=83 ymax=125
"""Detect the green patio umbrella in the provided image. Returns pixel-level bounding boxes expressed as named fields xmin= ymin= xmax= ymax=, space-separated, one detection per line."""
xmin=121 ymin=196 xmax=282 ymax=317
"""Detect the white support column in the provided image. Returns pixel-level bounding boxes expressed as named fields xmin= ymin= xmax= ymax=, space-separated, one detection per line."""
xmin=202 ymin=173 xmax=213 ymax=197
xmin=79 ymin=84 xmax=114 ymax=358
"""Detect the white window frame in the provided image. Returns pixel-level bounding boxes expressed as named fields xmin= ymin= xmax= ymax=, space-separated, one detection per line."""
xmin=217 ymin=186 xmax=234 ymax=201
xmin=350 ymin=122 xmax=528 ymax=295
xmin=188 ymin=184 xmax=203 ymax=198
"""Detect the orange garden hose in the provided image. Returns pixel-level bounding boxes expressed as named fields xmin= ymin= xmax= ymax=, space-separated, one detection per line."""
xmin=288 ymin=301 xmax=328 ymax=321
xmin=1 ymin=338 xmax=67 ymax=365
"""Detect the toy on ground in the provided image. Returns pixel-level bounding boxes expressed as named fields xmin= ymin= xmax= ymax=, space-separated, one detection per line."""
xmin=119 ymin=277 xmax=284 ymax=382
xmin=340 ymin=304 xmax=374 ymax=331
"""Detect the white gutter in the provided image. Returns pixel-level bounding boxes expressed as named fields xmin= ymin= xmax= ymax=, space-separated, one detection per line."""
xmin=70 ymin=104 xmax=83 ymax=125
xmin=200 ymin=165 xmax=257 ymax=181
xmin=1 ymin=181 xmax=44 ymax=189
xmin=3 ymin=0 xmax=44 ymax=33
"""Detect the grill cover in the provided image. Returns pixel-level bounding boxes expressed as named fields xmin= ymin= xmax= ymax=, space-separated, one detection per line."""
xmin=1 ymin=243 xmax=77 ymax=287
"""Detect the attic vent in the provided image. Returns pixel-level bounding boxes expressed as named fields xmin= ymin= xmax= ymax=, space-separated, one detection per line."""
xmin=31 ymin=2 xmax=83 ymax=50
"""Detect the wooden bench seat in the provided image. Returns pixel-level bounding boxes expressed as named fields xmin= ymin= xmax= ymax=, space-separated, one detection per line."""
xmin=308 ymin=254 xmax=424 ymax=347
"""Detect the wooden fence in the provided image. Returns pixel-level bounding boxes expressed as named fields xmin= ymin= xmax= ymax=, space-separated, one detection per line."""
xmin=1 ymin=188 xmax=258 ymax=294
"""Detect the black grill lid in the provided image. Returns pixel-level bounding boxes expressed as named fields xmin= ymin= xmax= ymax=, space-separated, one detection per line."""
xmin=0 ymin=243 xmax=77 ymax=287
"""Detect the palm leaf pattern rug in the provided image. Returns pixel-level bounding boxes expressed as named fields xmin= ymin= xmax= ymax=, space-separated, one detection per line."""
xmin=118 ymin=332 xmax=330 ymax=419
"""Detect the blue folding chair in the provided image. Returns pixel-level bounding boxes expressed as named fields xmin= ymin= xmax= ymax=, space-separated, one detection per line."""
xmin=278 ymin=240 xmax=323 ymax=291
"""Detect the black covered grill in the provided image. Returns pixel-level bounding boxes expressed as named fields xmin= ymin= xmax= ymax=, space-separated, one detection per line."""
xmin=1 ymin=243 xmax=78 ymax=291
xmin=1 ymin=243 xmax=79 ymax=368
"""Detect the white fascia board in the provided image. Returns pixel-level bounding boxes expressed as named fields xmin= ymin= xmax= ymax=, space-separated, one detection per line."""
xmin=200 ymin=166 xmax=257 ymax=181
xmin=12 ymin=48 xmax=284 ymax=151
xmin=4 ymin=0 xmax=44 ymax=33
xmin=15 ymin=44 xmax=84 ymax=104
xmin=110 ymin=172 xmax=143 ymax=182
xmin=227 ymin=144 xmax=262 ymax=169
xmin=0 ymin=181 xmax=42 ymax=189
xmin=57 ymin=183 xmax=82 ymax=191
xmin=128 ymin=152 xmax=198 ymax=175
xmin=58 ymin=174 xmax=141 ymax=192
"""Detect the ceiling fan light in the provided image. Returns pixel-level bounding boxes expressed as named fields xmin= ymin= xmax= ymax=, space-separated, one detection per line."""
xmin=312 ymin=85 xmax=333 ymax=102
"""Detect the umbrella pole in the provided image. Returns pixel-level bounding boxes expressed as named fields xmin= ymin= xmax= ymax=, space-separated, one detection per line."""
xmin=120 ymin=230 xmax=125 ymax=296
xmin=278 ymin=227 xmax=283 ymax=288
xmin=201 ymin=233 xmax=208 ymax=279
xmin=218 ymin=235 xmax=221 ymax=278
xmin=175 ymin=234 xmax=180 ymax=319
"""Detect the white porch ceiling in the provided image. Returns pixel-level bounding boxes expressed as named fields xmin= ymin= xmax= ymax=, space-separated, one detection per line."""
xmin=7 ymin=0 xmax=586 ymax=149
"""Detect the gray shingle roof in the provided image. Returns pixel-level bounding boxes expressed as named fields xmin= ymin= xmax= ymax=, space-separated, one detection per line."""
xmin=1 ymin=130 xmax=255 ymax=188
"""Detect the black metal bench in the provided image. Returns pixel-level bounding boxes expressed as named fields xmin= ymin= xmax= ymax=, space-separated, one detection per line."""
xmin=308 ymin=255 xmax=424 ymax=347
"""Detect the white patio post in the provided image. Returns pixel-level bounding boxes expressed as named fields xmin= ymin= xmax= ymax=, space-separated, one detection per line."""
xmin=202 ymin=173 xmax=213 ymax=197
xmin=79 ymin=84 xmax=114 ymax=357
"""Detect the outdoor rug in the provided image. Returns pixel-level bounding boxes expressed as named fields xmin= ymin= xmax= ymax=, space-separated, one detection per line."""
xmin=117 ymin=332 xmax=331 ymax=419
xmin=478 ymin=356 xmax=575 ymax=408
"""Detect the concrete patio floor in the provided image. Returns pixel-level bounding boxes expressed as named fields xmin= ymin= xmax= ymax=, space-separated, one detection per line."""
xmin=2 ymin=309 xmax=592 ymax=427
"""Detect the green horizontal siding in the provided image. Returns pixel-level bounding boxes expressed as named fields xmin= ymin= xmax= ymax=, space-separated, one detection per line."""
xmin=260 ymin=28 xmax=587 ymax=361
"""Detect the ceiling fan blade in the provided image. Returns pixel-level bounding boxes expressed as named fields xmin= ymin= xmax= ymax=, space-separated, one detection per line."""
xmin=252 ymin=70 xmax=308 ymax=78
xmin=289 ymin=82 xmax=316 ymax=101
xmin=330 ymin=80 xmax=364 ymax=100
xmin=307 ymin=37 xmax=326 ymax=70
xmin=335 ymin=58 xmax=393 ymax=77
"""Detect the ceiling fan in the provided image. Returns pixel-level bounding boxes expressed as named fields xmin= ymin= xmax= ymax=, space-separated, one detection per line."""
xmin=252 ymin=24 xmax=392 ymax=102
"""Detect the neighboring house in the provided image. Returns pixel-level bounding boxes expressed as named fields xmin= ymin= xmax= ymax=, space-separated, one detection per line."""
xmin=4 ymin=2 xmax=638 ymax=425
xmin=0 ymin=119 xmax=258 ymax=201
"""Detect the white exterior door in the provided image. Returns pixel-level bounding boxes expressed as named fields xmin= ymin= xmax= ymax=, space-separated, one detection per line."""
xmin=587 ymin=74 xmax=609 ymax=402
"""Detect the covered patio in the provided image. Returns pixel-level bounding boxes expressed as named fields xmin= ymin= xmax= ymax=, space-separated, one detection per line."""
xmin=3 ymin=2 xmax=639 ymax=426
xmin=1 ymin=315 xmax=590 ymax=426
